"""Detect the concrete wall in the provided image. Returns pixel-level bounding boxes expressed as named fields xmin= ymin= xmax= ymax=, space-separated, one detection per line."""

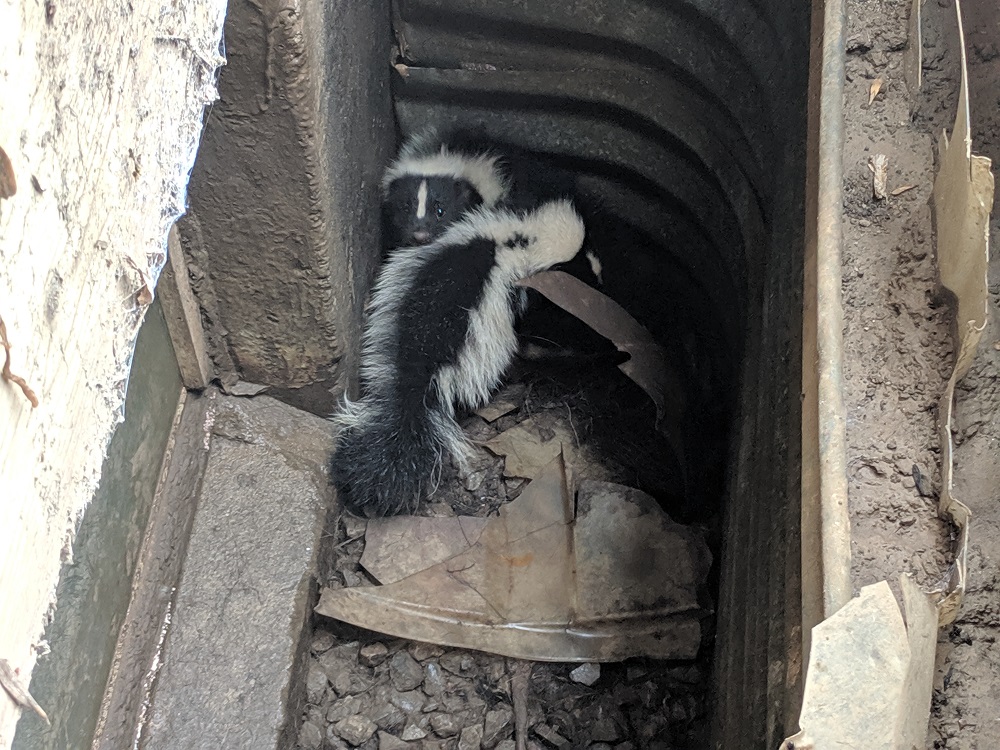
xmin=177 ymin=0 xmax=396 ymax=414
xmin=11 ymin=302 xmax=182 ymax=750
xmin=0 ymin=2 xmax=226 ymax=746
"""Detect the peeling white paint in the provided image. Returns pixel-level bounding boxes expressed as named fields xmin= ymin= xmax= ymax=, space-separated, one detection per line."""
xmin=0 ymin=2 xmax=227 ymax=744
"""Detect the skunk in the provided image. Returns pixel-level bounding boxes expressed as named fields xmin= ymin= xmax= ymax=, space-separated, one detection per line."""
xmin=383 ymin=128 xmax=611 ymax=361
xmin=331 ymin=199 xmax=587 ymax=517
xmin=381 ymin=128 xmax=510 ymax=248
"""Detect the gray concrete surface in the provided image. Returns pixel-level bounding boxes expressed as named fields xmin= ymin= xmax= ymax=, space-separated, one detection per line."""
xmin=177 ymin=0 xmax=396 ymax=414
xmin=143 ymin=395 xmax=333 ymax=750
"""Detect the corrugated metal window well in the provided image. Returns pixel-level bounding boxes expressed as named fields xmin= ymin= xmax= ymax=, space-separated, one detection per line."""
xmin=314 ymin=2 xmax=811 ymax=748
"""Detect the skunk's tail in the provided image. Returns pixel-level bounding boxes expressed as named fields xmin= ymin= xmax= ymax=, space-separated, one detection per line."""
xmin=329 ymin=395 xmax=467 ymax=518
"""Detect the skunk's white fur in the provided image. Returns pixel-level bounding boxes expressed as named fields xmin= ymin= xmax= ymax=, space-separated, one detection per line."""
xmin=380 ymin=128 xmax=510 ymax=207
xmin=331 ymin=200 xmax=585 ymax=517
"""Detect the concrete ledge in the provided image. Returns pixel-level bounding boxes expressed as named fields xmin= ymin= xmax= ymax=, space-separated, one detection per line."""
xmin=179 ymin=0 xmax=396 ymax=414
xmin=142 ymin=395 xmax=332 ymax=750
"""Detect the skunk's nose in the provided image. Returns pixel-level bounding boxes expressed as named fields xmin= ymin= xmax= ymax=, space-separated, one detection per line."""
xmin=412 ymin=230 xmax=431 ymax=244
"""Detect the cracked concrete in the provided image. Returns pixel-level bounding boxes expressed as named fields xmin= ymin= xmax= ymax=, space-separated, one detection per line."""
xmin=142 ymin=395 xmax=333 ymax=750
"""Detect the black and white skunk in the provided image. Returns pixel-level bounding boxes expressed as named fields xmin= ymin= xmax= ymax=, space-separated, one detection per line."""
xmin=381 ymin=129 xmax=510 ymax=248
xmin=331 ymin=199 xmax=587 ymax=517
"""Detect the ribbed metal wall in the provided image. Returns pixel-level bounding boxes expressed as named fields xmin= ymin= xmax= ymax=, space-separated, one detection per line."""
xmin=388 ymin=1 xmax=811 ymax=745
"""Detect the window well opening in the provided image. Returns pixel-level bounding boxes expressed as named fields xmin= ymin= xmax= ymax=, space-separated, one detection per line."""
xmin=309 ymin=1 xmax=810 ymax=748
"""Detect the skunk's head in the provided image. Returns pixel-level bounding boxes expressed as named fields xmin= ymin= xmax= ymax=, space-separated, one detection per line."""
xmin=381 ymin=138 xmax=509 ymax=248
xmin=383 ymin=175 xmax=484 ymax=247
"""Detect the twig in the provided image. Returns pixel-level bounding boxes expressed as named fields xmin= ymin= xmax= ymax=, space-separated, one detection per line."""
xmin=510 ymin=658 xmax=532 ymax=750
xmin=0 ymin=659 xmax=49 ymax=724
xmin=0 ymin=316 xmax=39 ymax=408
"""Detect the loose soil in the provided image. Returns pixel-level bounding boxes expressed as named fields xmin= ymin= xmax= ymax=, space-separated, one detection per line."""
xmin=841 ymin=0 xmax=1000 ymax=746
xmin=924 ymin=0 xmax=1000 ymax=746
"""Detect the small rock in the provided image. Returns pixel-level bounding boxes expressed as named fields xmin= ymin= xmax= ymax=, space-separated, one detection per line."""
xmin=591 ymin=717 xmax=620 ymax=742
xmin=439 ymin=652 xmax=475 ymax=675
xmin=409 ymin=641 xmax=446 ymax=661
xmin=667 ymin=665 xmax=702 ymax=684
xmin=858 ymin=218 xmax=871 ymax=227
xmin=325 ymin=726 xmax=351 ymax=750
xmin=533 ymin=724 xmax=570 ymax=747
xmin=331 ymin=669 xmax=353 ymax=697
xmin=377 ymin=730 xmax=410 ymax=750
xmin=390 ymin=689 xmax=427 ymax=714
xmin=430 ymin=713 xmax=462 ymax=738
xmin=423 ymin=661 xmax=446 ymax=696
xmin=459 ymin=723 xmax=485 ymax=750
xmin=401 ymin=723 xmax=427 ymax=741
xmin=342 ymin=569 xmax=363 ymax=587
xmin=306 ymin=662 xmax=330 ymax=704
xmin=668 ymin=700 xmax=689 ymax=723
xmin=360 ymin=642 xmax=389 ymax=667
xmin=299 ymin=720 xmax=324 ymax=750
xmin=496 ymin=742 xmax=516 ymax=750
xmin=390 ymin=651 xmax=425 ymax=691
xmin=624 ymin=664 xmax=645 ymax=683
xmin=312 ymin=630 xmax=337 ymax=654
xmin=335 ymin=715 xmax=378 ymax=746
xmin=370 ymin=700 xmax=406 ymax=733
xmin=342 ymin=514 xmax=367 ymax=539
xmin=463 ymin=467 xmax=488 ymax=490
xmin=328 ymin=696 xmax=365 ymax=723
xmin=483 ymin=707 xmax=514 ymax=747
xmin=570 ymin=662 xmax=601 ymax=686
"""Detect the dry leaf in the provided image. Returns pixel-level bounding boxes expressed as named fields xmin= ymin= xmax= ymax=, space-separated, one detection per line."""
xmin=868 ymin=154 xmax=889 ymax=200
xmin=474 ymin=384 xmax=524 ymax=423
xmin=317 ymin=456 xmax=710 ymax=662
xmin=0 ymin=146 xmax=16 ymax=199
xmin=0 ymin=316 xmax=39 ymax=408
xmin=123 ymin=255 xmax=154 ymax=306
xmin=515 ymin=271 xmax=685 ymax=432
xmin=485 ymin=418 xmax=577 ymax=480
xmin=890 ymin=184 xmax=917 ymax=196
xmin=868 ymin=77 xmax=884 ymax=105
xmin=360 ymin=516 xmax=490 ymax=584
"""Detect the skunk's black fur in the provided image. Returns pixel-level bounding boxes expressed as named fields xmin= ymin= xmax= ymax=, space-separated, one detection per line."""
xmin=331 ymin=200 xmax=586 ymax=517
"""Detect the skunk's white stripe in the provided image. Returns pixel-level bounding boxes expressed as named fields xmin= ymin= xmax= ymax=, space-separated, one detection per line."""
xmin=585 ymin=249 xmax=604 ymax=284
xmin=434 ymin=200 xmax=586 ymax=411
xmin=336 ymin=200 xmax=586 ymax=475
xmin=416 ymin=179 xmax=428 ymax=219
xmin=382 ymin=149 xmax=510 ymax=208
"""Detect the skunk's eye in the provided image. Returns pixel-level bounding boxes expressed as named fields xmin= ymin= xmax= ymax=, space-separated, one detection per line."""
xmin=434 ymin=202 xmax=445 ymax=218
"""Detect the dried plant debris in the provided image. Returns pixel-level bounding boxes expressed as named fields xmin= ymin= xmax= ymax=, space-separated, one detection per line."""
xmin=317 ymin=455 xmax=711 ymax=663
xmin=516 ymin=270 xmax=685 ymax=434
xmin=868 ymin=77 xmax=884 ymax=105
xmin=868 ymin=153 xmax=889 ymax=200
xmin=0 ymin=146 xmax=15 ymax=199
xmin=474 ymin=383 xmax=524 ymax=423
xmin=890 ymin=183 xmax=917 ymax=196
xmin=122 ymin=254 xmax=154 ymax=306
xmin=0 ymin=316 xmax=39 ymax=408
xmin=0 ymin=659 xmax=49 ymax=724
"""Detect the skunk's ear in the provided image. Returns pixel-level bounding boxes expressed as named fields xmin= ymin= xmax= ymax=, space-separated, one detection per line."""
xmin=456 ymin=179 xmax=484 ymax=209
